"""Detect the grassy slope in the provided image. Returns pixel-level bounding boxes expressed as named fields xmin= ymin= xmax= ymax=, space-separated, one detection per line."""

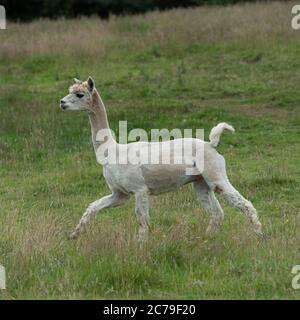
xmin=0 ymin=2 xmax=300 ymax=299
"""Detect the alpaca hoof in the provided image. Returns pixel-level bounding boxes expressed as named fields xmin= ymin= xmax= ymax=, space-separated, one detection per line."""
xmin=253 ymin=224 xmax=266 ymax=239
xmin=255 ymin=229 xmax=267 ymax=240
xmin=205 ymin=225 xmax=219 ymax=237
xmin=138 ymin=228 xmax=149 ymax=242
xmin=138 ymin=234 xmax=148 ymax=242
xmin=253 ymin=222 xmax=263 ymax=235
xmin=69 ymin=231 xmax=79 ymax=240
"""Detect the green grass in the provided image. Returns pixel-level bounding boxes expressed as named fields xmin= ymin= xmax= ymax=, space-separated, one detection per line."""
xmin=1 ymin=2 xmax=300 ymax=299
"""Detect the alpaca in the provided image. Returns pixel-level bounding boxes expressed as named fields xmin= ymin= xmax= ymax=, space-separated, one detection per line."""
xmin=60 ymin=77 xmax=262 ymax=239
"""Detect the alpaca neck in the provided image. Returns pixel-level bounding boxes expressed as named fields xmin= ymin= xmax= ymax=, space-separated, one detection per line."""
xmin=88 ymin=90 xmax=115 ymax=152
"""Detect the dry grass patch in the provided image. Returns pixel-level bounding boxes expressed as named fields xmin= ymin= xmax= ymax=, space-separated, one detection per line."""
xmin=0 ymin=2 xmax=298 ymax=58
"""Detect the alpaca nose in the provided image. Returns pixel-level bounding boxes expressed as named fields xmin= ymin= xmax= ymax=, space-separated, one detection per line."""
xmin=60 ymin=100 xmax=67 ymax=109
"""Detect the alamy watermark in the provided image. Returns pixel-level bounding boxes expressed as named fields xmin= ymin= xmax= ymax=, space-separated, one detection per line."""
xmin=292 ymin=5 xmax=300 ymax=30
xmin=94 ymin=121 xmax=204 ymax=175
xmin=0 ymin=5 xmax=6 ymax=30
xmin=0 ymin=264 xmax=5 ymax=290
xmin=291 ymin=265 xmax=300 ymax=289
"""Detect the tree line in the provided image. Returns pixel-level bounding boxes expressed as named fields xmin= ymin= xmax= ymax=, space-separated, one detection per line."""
xmin=2 ymin=0 xmax=258 ymax=21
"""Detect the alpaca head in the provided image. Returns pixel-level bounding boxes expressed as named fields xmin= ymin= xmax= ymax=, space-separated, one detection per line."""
xmin=60 ymin=77 xmax=95 ymax=111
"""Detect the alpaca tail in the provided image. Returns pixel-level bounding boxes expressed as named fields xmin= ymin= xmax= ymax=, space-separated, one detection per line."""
xmin=209 ymin=122 xmax=235 ymax=147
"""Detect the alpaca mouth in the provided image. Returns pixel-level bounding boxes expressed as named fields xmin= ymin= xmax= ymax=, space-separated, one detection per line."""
xmin=60 ymin=103 xmax=69 ymax=110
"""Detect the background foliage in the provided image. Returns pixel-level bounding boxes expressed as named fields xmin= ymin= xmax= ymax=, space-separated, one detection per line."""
xmin=4 ymin=0 xmax=259 ymax=21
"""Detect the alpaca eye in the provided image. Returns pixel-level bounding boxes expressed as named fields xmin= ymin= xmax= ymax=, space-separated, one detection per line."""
xmin=76 ymin=93 xmax=84 ymax=98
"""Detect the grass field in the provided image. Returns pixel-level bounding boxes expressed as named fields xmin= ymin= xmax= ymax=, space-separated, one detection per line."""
xmin=1 ymin=1 xmax=300 ymax=299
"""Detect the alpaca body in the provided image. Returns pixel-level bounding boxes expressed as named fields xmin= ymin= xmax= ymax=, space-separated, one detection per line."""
xmin=100 ymin=139 xmax=224 ymax=196
xmin=60 ymin=77 xmax=263 ymax=239
xmin=98 ymin=138 xmax=204 ymax=195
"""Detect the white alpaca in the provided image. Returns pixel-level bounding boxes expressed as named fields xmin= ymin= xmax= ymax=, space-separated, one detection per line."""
xmin=60 ymin=77 xmax=262 ymax=239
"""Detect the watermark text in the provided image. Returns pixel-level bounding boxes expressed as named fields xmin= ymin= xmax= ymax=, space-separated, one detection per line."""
xmin=0 ymin=264 xmax=5 ymax=290
xmin=95 ymin=121 xmax=204 ymax=175
xmin=292 ymin=5 xmax=300 ymax=30
xmin=292 ymin=265 xmax=300 ymax=289
xmin=0 ymin=5 xmax=6 ymax=30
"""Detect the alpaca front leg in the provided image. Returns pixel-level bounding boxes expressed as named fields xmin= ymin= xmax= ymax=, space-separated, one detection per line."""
xmin=134 ymin=191 xmax=150 ymax=241
xmin=69 ymin=192 xmax=129 ymax=239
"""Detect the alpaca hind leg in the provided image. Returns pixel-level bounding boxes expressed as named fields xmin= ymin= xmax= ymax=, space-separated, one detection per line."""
xmin=193 ymin=179 xmax=224 ymax=235
xmin=201 ymin=151 xmax=262 ymax=236
xmin=217 ymin=181 xmax=262 ymax=235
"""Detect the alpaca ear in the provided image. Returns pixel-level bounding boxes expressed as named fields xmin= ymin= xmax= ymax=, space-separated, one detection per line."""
xmin=87 ymin=76 xmax=95 ymax=93
xmin=74 ymin=78 xmax=81 ymax=84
